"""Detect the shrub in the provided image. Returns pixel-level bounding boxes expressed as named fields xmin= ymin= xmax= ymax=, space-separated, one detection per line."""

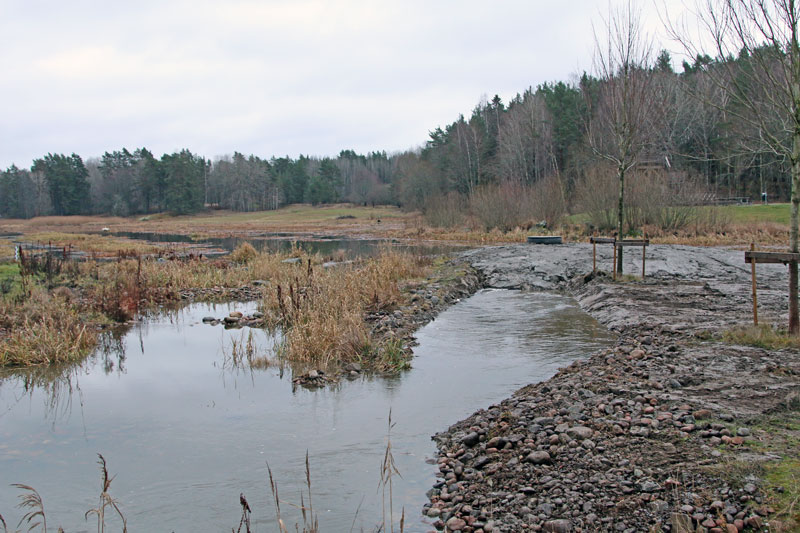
xmin=469 ymin=178 xmax=566 ymax=232
xmin=422 ymin=192 xmax=466 ymax=228
xmin=574 ymin=163 xmax=721 ymax=235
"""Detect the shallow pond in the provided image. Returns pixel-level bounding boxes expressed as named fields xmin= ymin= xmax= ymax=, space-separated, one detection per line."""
xmin=0 ymin=290 xmax=614 ymax=532
xmin=110 ymin=231 xmax=468 ymax=259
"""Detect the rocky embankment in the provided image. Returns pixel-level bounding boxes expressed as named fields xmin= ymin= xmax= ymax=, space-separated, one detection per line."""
xmin=426 ymin=244 xmax=799 ymax=533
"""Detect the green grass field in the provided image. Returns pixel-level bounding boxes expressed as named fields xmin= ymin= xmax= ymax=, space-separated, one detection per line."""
xmin=567 ymin=203 xmax=791 ymax=227
xmin=720 ymin=203 xmax=790 ymax=225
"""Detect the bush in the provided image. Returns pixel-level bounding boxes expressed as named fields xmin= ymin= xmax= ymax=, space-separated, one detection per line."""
xmin=469 ymin=178 xmax=566 ymax=232
xmin=574 ymin=163 xmax=721 ymax=234
xmin=422 ymin=192 xmax=466 ymax=228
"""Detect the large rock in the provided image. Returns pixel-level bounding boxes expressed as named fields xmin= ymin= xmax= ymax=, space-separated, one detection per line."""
xmin=461 ymin=432 xmax=480 ymax=447
xmin=542 ymin=519 xmax=572 ymax=532
xmin=525 ymin=451 xmax=552 ymax=464
xmin=445 ymin=517 xmax=466 ymax=531
xmin=566 ymin=426 xmax=593 ymax=440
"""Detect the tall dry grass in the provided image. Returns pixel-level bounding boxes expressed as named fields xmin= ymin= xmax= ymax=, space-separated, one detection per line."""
xmin=0 ymin=243 xmax=429 ymax=369
xmin=263 ymin=249 xmax=430 ymax=368
xmin=0 ymin=289 xmax=98 ymax=366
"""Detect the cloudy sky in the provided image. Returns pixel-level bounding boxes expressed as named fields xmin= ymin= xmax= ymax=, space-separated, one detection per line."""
xmin=0 ymin=0 xmax=689 ymax=168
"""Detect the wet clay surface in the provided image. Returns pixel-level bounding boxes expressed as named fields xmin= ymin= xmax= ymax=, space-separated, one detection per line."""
xmin=426 ymin=244 xmax=800 ymax=532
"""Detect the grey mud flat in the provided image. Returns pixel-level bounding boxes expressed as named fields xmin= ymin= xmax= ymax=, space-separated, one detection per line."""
xmin=425 ymin=243 xmax=799 ymax=533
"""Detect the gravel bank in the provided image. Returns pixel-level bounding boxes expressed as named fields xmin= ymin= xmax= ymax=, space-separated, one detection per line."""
xmin=426 ymin=243 xmax=799 ymax=533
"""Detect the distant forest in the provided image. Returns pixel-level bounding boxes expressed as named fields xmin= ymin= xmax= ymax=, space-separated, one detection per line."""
xmin=0 ymin=48 xmax=791 ymax=226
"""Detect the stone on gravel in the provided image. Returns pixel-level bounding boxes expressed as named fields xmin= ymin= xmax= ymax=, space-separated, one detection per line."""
xmin=461 ymin=432 xmax=480 ymax=447
xmin=524 ymin=451 xmax=552 ymax=464
xmin=566 ymin=426 xmax=593 ymax=440
xmin=445 ymin=517 xmax=466 ymax=531
xmin=542 ymin=519 xmax=572 ymax=533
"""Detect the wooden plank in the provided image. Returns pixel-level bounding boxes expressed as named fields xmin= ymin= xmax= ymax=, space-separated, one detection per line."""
xmin=744 ymin=251 xmax=800 ymax=264
xmin=527 ymin=236 xmax=563 ymax=244
xmin=615 ymin=239 xmax=650 ymax=247
xmin=590 ymin=237 xmax=616 ymax=244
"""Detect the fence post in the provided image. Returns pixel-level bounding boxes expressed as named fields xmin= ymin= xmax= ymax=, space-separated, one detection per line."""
xmin=750 ymin=242 xmax=758 ymax=326
xmin=642 ymin=246 xmax=646 ymax=279
xmin=612 ymin=244 xmax=617 ymax=281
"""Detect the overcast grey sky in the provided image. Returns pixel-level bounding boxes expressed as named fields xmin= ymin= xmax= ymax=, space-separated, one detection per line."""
xmin=0 ymin=0 xmax=688 ymax=168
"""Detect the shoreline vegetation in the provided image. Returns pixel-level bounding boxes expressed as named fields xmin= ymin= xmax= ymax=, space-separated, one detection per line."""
xmin=0 ymin=230 xmax=480 ymax=373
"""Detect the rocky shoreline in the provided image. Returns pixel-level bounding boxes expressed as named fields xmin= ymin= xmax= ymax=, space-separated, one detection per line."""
xmin=425 ymin=244 xmax=799 ymax=533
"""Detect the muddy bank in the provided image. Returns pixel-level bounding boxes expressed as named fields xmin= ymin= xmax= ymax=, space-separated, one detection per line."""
xmin=427 ymin=244 xmax=799 ymax=532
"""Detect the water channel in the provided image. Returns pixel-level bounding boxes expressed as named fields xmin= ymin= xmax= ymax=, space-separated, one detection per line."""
xmin=0 ymin=290 xmax=614 ymax=532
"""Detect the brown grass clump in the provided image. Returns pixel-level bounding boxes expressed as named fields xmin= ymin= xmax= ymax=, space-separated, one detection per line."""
xmin=0 ymin=289 xmax=99 ymax=366
xmin=0 ymin=244 xmax=430 ymax=369
xmin=230 ymin=242 xmax=258 ymax=264
xmin=24 ymin=231 xmax=159 ymax=256
xmin=265 ymin=249 xmax=430 ymax=368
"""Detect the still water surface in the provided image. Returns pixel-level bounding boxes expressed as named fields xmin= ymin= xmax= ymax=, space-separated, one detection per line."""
xmin=0 ymin=290 xmax=614 ymax=532
xmin=111 ymin=231 xmax=468 ymax=259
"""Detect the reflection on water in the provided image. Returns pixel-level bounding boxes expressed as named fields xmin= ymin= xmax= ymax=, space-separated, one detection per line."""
xmin=0 ymin=326 xmax=131 ymax=426
xmin=111 ymin=231 xmax=469 ymax=259
xmin=0 ymin=291 xmax=614 ymax=532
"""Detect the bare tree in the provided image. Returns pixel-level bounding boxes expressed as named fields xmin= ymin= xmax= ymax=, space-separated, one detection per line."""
xmin=668 ymin=0 xmax=800 ymax=333
xmin=586 ymin=1 xmax=660 ymax=273
xmin=497 ymin=91 xmax=558 ymax=184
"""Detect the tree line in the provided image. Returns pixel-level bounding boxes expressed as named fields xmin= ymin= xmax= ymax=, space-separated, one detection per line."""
xmin=0 ymin=148 xmax=395 ymax=218
xmin=0 ymin=2 xmax=795 ymax=221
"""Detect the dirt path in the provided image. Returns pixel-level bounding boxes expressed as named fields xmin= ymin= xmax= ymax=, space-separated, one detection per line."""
xmin=426 ymin=244 xmax=799 ymax=533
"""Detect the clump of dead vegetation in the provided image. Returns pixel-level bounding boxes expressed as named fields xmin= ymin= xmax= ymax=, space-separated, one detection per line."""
xmin=0 ymin=243 xmax=429 ymax=370
xmin=263 ymin=248 xmax=430 ymax=369
xmin=0 ymin=288 xmax=99 ymax=367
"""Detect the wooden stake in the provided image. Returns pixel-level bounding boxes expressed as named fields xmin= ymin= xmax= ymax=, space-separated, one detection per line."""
xmin=612 ymin=244 xmax=617 ymax=281
xmin=751 ymin=242 xmax=758 ymax=326
xmin=642 ymin=246 xmax=646 ymax=279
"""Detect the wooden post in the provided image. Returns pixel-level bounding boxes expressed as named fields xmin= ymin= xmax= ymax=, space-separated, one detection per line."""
xmin=642 ymin=246 xmax=646 ymax=279
xmin=593 ymin=241 xmax=597 ymax=274
xmin=751 ymin=243 xmax=758 ymax=326
xmin=612 ymin=244 xmax=617 ymax=281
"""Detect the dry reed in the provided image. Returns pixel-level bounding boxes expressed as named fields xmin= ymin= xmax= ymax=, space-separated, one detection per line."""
xmin=84 ymin=454 xmax=127 ymax=533
xmin=264 ymin=249 xmax=430 ymax=368
xmin=0 ymin=289 xmax=98 ymax=366
xmin=11 ymin=484 xmax=47 ymax=533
